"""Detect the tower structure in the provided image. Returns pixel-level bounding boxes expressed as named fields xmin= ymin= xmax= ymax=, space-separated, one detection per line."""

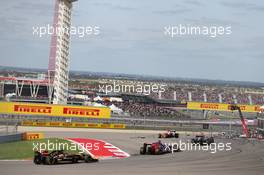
xmin=48 ymin=0 xmax=77 ymax=104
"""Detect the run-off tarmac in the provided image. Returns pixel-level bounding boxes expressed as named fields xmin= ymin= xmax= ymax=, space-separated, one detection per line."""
xmin=0 ymin=127 xmax=263 ymax=175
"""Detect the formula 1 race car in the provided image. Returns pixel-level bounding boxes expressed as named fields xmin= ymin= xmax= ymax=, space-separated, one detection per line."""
xmin=158 ymin=130 xmax=179 ymax=138
xmin=34 ymin=150 xmax=98 ymax=165
xmin=191 ymin=135 xmax=214 ymax=145
xmin=140 ymin=141 xmax=180 ymax=155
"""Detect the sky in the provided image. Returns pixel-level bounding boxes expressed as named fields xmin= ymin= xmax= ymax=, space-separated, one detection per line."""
xmin=0 ymin=0 xmax=264 ymax=82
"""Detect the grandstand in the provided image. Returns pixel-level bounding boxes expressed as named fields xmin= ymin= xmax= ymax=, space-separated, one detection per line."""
xmin=112 ymin=102 xmax=190 ymax=120
xmin=149 ymin=84 xmax=264 ymax=105
xmin=3 ymin=73 xmax=263 ymax=106
xmin=68 ymin=79 xmax=264 ymax=105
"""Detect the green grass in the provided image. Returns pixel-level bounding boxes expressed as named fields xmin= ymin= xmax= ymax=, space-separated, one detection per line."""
xmin=0 ymin=138 xmax=79 ymax=160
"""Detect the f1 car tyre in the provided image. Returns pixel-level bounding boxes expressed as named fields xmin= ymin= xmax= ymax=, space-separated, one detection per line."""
xmin=84 ymin=155 xmax=98 ymax=163
xmin=207 ymin=137 xmax=214 ymax=144
xmin=46 ymin=156 xmax=56 ymax=165
xmin=72 ymin=156 xmax=79 ymax=163
xmin=140 ymin=147 xmax=146 ymax=155
xmin=147 ymin=147 xmax=152 ymax=154
xmin=33 ymin=157 xmax=42 ymax=165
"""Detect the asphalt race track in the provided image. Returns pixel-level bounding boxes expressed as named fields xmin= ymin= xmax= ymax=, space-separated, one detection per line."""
xmin=0 ymin=127 xmax=264 ymax=175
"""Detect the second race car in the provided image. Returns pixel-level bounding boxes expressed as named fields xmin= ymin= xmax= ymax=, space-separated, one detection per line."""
xmin=140 ymin=140 xmax=180 ymax=155
xmin=158 ymin=130 xmax=179 ymax=138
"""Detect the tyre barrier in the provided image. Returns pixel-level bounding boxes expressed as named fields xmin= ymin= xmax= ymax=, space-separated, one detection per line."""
xmin=22 ymin=132 xmax=44 ymax=140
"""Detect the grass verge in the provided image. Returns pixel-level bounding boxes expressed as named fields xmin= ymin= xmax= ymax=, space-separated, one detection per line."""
xmin=0 ymin=138 xmax=78 ymax=160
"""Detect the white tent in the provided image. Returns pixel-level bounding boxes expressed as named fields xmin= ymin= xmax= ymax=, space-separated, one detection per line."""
xmin=92 ymin=102 xmax=106 ymax=107
xmin=109 ymin=97 xmax=123 ymax=102
xmin=5 ymin=93 xmax=16 ymax=98
xmin=109 ymin=104 xmax=123 ymax=114
xmin=94 ymin=96 xmax=103 ymax=101
xmin=260 ymin=105 xmax=264 ymax=113
xmin=69 ymin=94 xmax=90 ymax=100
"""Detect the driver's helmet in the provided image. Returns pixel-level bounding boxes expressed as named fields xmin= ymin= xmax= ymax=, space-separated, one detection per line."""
xmin=41 ymin=150 xmax=49 ymax=155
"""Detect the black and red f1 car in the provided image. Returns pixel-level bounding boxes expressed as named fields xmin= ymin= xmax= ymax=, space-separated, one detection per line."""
xmin=34 ymin=150 xmax=98 ymax=165
xmin=158 ymin=130 xmax=179 ymax=138
xmin=140 ymin=141 xmax=180 ymax=155
xmin=191 ymin=135 xmax=214 ymax=145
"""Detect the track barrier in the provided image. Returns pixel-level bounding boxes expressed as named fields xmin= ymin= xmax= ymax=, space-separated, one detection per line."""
xmin=21 ymin=121 xmax=126 ymax=129
xmin=22 ymin=132 xmax=44 ymax=140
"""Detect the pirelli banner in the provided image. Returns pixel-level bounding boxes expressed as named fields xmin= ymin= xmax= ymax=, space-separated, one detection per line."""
xmin=0 ymin=102 xmax=111 ymax=118
xmin=187 ymin=102 xmax=262 ymax=113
